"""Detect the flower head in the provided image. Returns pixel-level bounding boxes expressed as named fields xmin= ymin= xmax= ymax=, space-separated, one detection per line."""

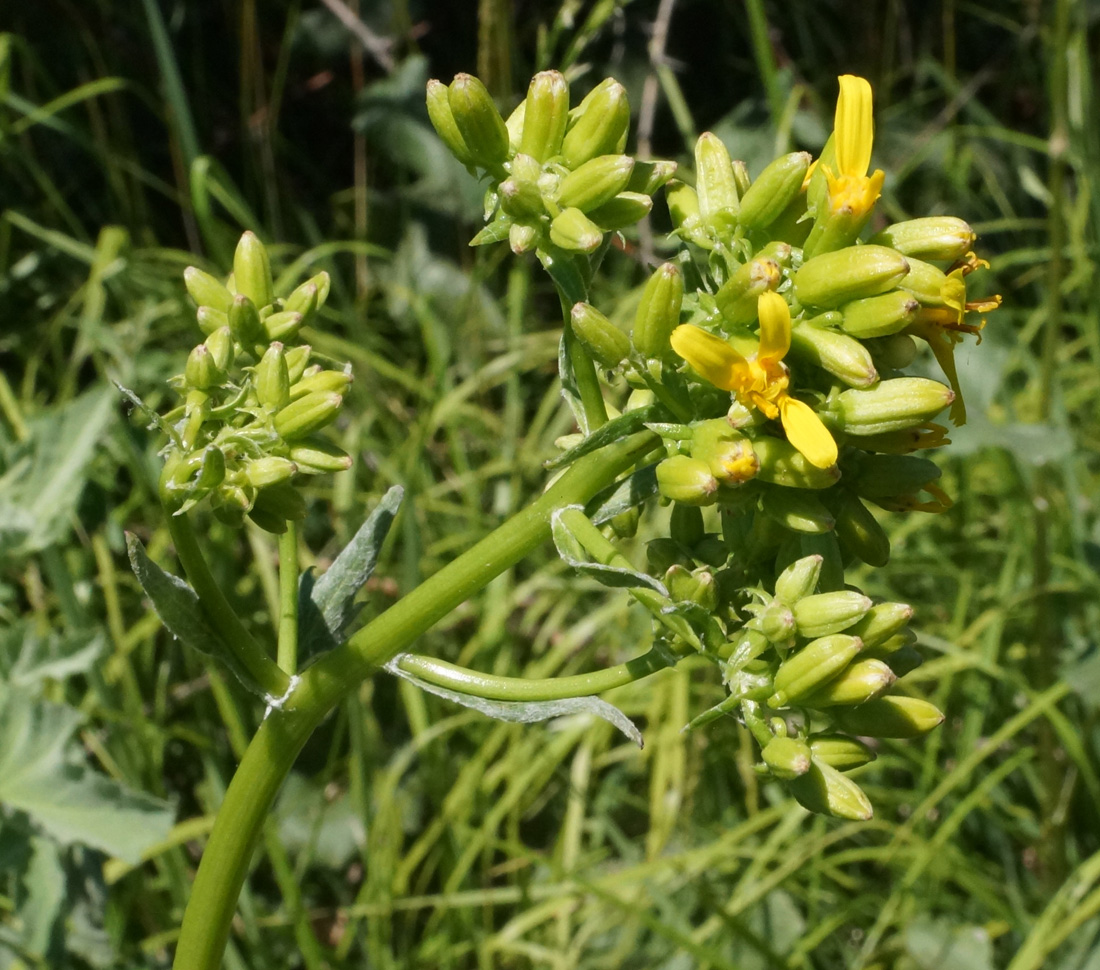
xmin=671 ymin=293 xmax=839 ymax=469
xmin=824 ymin=76 xmax=885 ymax=220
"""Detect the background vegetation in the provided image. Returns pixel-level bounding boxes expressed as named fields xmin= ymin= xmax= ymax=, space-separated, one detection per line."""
xmin=2 ymin=0 xmax=1099 ymax=967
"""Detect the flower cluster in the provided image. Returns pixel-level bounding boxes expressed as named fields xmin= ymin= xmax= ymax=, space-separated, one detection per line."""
xmin=160 ymin=233 xmax=352 ymax=534
xmin=427 ymin=72 xmax=1000 ymax=818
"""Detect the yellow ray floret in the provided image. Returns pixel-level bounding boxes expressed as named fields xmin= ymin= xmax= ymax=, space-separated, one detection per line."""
xmin=671 ymin=292 xmax=838 ymax=469
xmin=825 ymin=75 xmax=885 ymax=218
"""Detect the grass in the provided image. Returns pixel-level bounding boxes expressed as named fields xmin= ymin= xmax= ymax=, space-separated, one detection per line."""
xmin=2 ymin=1 xmax=1100 ymax=968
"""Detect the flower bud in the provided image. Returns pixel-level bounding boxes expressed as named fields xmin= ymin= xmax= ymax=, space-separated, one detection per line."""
xmin=837 ymin=290 xmax=920 ymax=339
xmin=761 ymin=736 xmax=812 ymax=780
xmin=228 ymin=294 xmax=264 ymax=346
xmin=899 ymin=256 xmax=962 ymax=309
xmin=288 ymin=436 xmax=353 ymax=474
xmin=263 ymin=310 xmax=304 ymax=343
xmin=283 ymin=344 xmax=312 ymax=384
xmin=570 ymin=302 xmax=631 ymax=368
xmin=851 ymin=453 xmax=942 ymax=502
xmin=753 ymin=437 xmax=841 ymax=490
xmin=561 ymin=78 xmax=630 ymax=169
xmin=556 ymin=154 xmax=635 ymax=213
xmin=694 ymin=132 xmax=739 ymax=226
xmin=845 ymin=602 xmax=913 ymax=650
xmin=232 ymin=231 xmax=274 ymax=310
xmin=243 ymin=456 xmax=297 ymax=488
xmin=608 ymin=506 xmax=640 ymax=539
xmin=863 ymin=628 xmax=918 ymax=660
xmin=769 ymin=634 xmax=863 ymax=708
xmin=789 ymin=324 xmax=878 ymax=388
xmin=632 ymin=262 xmax=684 ymax=358
xmin=881 ymin=645 xmax=923 ymax=676
xmin=274 ymin=391 xmax=344 ymax=440
xmin=626 ymin=159 xmax=677 ymax=195
xmin=792 ymin=590 xmax=872 ymax=638
xmin=789 ymin=758 xmax=873 ymax=820
xmin=801 ymin=658 xmax=896 ymax=708
xmin=184 ymin=266 xmax=233 ymax=313
xmin=664 ymin=564 xmax=718 ymax=611
xmin=588 ymin=192 xmax=654 ymax=231
xmin=866 ymin=333 xmax=918 ymax=372
xmin=751 ymin=600 xmax=796 ymax=645
xmin=774 ymin=554 xmax=823 ymax=605
xmin=204 ymin=326 xmax=234 ymax=373
xmin=519 ymin=70 xmax=569 ymax=161
xmin=808 ymin=733 xmax=876 ymax=771
xmin=252 ymin=481 xmax=307 ymax=521
xmin=255 ymin=342 xmax=290 ymax=410
xmin=196 ymin=306 xmax=229 ymax=336
xmin=831 ymin=489 xmax=890 ymax=567
xmin=282 ymin=281 xmax=318 ymax=326
xmin=761 ymin=488 xmax=835 ymax=535
xmin=665 ymin=180 xmax=708 ymax=248
xmin=833 ymin=378 xmax=954 ymax=436
xmin=185 ymin=344 xmax=222 ymax=390
xmin=656 ymin=455 xmax=718 ymax=506
xmin=504 ymin=98 xmax=526 ymax=151
xmin=426 ymin=79 xmax=475 ymax=167
xmin=448 ymin=74 xmax=510 ymax=171
xmin=549 ymin=207 xmax=603 ymax=253
xmin=507 ymin=222 xmax=539 ymax=254
xmin=737 ymin=152 xmax=812 ymax=230
xmin=870 ymin=217 xmax=975 ymax=262
xmin=290 ymin=367 xmax=353 ymax=402
xmin=793 ymin=245 xmax=909 ymax=308
xmin=714 ymin=258 xmax=781 ymax=326
xmin=834 ymin=695 xmax=945 ymax=739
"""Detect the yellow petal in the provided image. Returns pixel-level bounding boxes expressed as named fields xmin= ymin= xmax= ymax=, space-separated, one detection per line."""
xmin=670 ymin=325 xmax=745 ymax=391
xmin=757 ymin=291 xmax=791 ymax=363
xmin=779 ymin=395 xmax=838 ymax=469
xmin=835 ymin=75 xmax=873 ymax=178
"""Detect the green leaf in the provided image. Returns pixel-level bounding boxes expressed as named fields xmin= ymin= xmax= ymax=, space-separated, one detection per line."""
xmin=297 ymin=485 xmax=404 ymax=659
xmin=0 ymin=684 xmax=174 ymax=863
xmin=126 ymin=533 xmax=261 ymax=695
xmin=0 ymin=623 xmax=104 ymax=687
xmin=586 ymin=464 xmax=659 ymax=525
xmin=906 ymin=917 xmax=994 ymax=970
xmin=545 ymin=404 xmax=659 ymax=470
xmin=551 ymin=507 xmax=669 ymax=594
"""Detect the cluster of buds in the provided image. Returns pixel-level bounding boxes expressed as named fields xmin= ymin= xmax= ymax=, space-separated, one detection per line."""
xmin=429 ymin=71 xmax=999 ymax=818
xmin=427 ymin=72 xmax=676 ymax=255
xmin=160 ymin=232 xmax=352 ymax=533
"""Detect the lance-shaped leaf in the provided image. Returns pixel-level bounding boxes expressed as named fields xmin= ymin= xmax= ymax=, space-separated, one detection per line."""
xmin=552 ymin=506 xmax=668 ymax=594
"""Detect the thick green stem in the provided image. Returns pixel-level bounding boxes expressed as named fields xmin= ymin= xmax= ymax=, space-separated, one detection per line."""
xmin=277 ymin=522 xmax=299 ymax=674
xmin=171 ymin=430 xmax=659 ymax=970
xmin=395 ymin=648 xmax=673 ymax=701
xmin=166 ymin=513 xmax=288 ymax=698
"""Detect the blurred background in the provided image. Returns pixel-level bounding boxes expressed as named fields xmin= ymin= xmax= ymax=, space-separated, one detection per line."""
xmin=2 ymin=1 xmax=1099 ymax=967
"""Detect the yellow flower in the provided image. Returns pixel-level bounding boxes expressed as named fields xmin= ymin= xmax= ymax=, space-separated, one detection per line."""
xmin=824 ymin=75 xmax=885 ymax=220
xmin=670 ymin=292 xmax=839 ymax=469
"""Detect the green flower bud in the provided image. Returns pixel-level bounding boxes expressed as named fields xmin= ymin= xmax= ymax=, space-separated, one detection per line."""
xmin=646 ymin=537 xmax=690 ymax=574
xmin=761 ymin=736 xmax=812 ymax=780
xmin=801 ymin=658 xmax=896 ymax=708
xmin=665 ymin=181 xmax=709 ymax=248
xmin=793 ymin=245 xmax=910 ymax=308
xmin=753 ymin=437 xmax=841 ymax=490
xmin=626 ymin=159 xmax=677 ymax=195
xmin=561 ymin=78 xmax=630 ymax=169
xmin=694 ymin=535 xmax=729 ymax=568
xmin=789 ymin=323 xmax=878 ymax=388
xmin=185 ymin=344 xmax=222 ymax=390
xmin=656 ymin=455 xmax=718 ymax=506
xmin=737 ymin=151 xmax=812 ymax=230
xmin=758 ymin=240 xmax=794 ymax=267
xmin=789 ymin=758 xmax=873 ymax=820
xmin=243 ymin=456 xmax=297 ymax=488
xmin=274 ymin=391 xmax=344 ymax=440
xmin=499 ymin=176 xmax=545 ymax=219
xmin=664 ymin=564 xmax=718 ymax=611
xmin=802 ymin=195 xmax=877 ymax=260
xmin=252 ymin=481 xmax=307 ymax=521
xmin=587 ymin=192 xmax=654 ymax=231
xmin=833 ymin=378 xmax=954 ymax=436
xmin=519 ymin=70 xmax=569 ymax=162
xmin=669 ymin=503 xmax=705 ymax=547
xmin=196 ymin=306 xmax=229 ymax=336
xmin=549 ymin=207 xmax=603 ymax=253
xmin=632 ymin=262 xmax=684 ymax=358
xmin=448 ymin=74 xmax=510 ymax=171
xmin=247 ymin=504 xmax=289 ymax=535
xmin=834 ymin=695 xmax=945 ymax=739
xmin=608 ymin=506 xmax=640 ymax=539
xmin=232 ymin=232 xmax=274 ymax=310
xmin=284 ymin=344 xmax=311 ymax=384
xmin=282 ymin=281 xmax=318 ymax=326
xmin=899 ymin=257 xmax=958 ymax=308
xmin=263 ymin=310 xmax=303 ymax=343
xmin=831 ymin=490 xmax=890 ymax=567
xmin=769 ymin=633 xmax=863 ymax=708
xmin=863 ymin=629 xmax=918 ymax=661
xmin=881 ymin=645 xmax=923 ymax=676
xmin=761 ymin=488 xmax=835 ymax=535
xmin=690 ymin=419 xmax=759 ymax=484
xmin=837 ymin=290 xmax=920 ymax=339
xmin=751 ymin=600 xmax=796 ymax=645
xmin=556 ymin=154 xmax=635 ymax=213
xmin=808 ymin=733 xmax=876 ymax=771
xmin=184 ymin=266 xmax=233 ymax=313
xmin=290 ymin=366 xmax=352 ymax=402
xmin=570 ymin=302 xmax=631 ymax=368
xmin=204 ymin=326 xmax=234 ymax=373
xmin=255 ymin=342 xmax=290 ymax=410
xmin=845 ymin=602 xmax=913 ymax=650
xmin=509 ymin=222 xmax=539 ymax=254
xmin=792 ymin=590 xmax=872 ymax=638
xmin=228 ymin=294 xmax=264 ymax=346
xmin=715 ymin=258 xmax=781 ymax=326
xmin=870 ymin=217 xmax=975 ymax=262
xmin=426 ymin=79 xmax=475 ymax=167
xmin=865 ymin=333 xmax=918 ymax=371
xmin=799 ymin=533 xmax=846 ymax=593
xmin=288 ymin=436 xmax=354 ymax=474
xmin=774 ymin=554 xmax=823 ymax=606
xmin=694 ymin=132 xmax=739 ymax=225
xmin=504 ymin=98 xmax=526 ymax=152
